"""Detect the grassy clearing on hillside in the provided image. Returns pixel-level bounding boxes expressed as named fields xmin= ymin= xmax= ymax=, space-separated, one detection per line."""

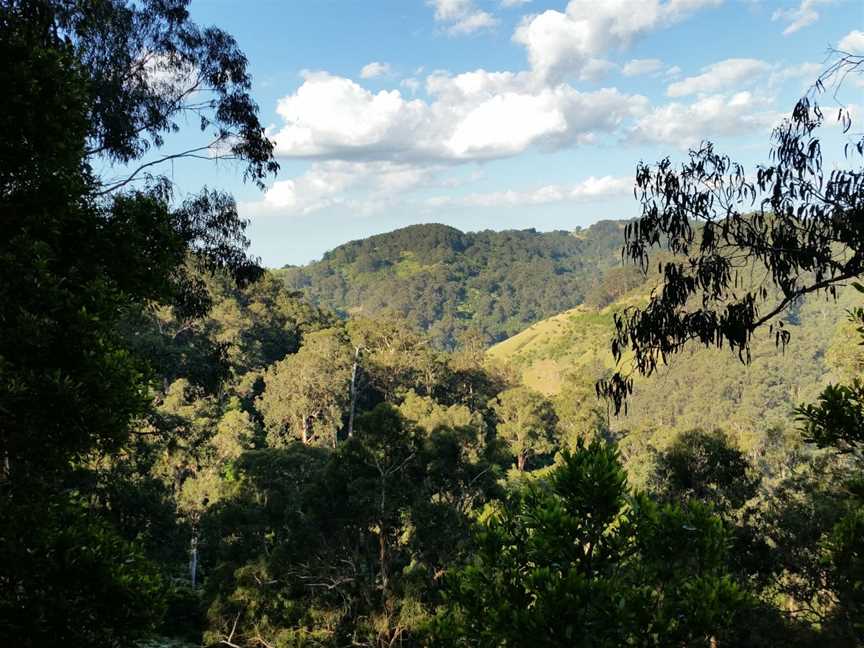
xmin=488 ymin=284 xmax=856 ymax=437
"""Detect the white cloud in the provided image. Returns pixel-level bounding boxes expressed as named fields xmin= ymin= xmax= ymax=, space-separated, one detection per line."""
xmin=450 ymin=10 xmax=498 ymax=35
xmin=622 ymin=58 xmax=664 ymax=77
xmin=426 ymin=175 xmax=631 ymax=208
xmin=360 ymin=61 xmax=391 ymax=79
xmin=667 ymin=58 xmax=769 ymax=96
xmin=247 ymin=160 xmax=445 ymax=216
xmin=768 ymin=61 xmax=822 ymax=90
xmin=139 ymin=51 xmax=198 ymax=95
xmin=400 ymin=77 xmax=421 ymax=94
xmin=258 ymin=0 xmax=804 ymax=222
xmin=513 ymin=0 xmax=721 ymax=82
xmin=839 ymin=30 xmax=864 ymax=54
xmin=501 ymin=0 xmax=532 ymax=7
xmin=771 ymin=0 xmax=832 ymax=36
xmin=431 ymin=0 xmax=473 ymax=20
xmin=272 ymin=72 xmax=430 ymax=159
xmin=579 ymin=58 xmax=618 ymax=81
xmin=631 ymin=92 xmax=780 ymax=148
xmin=429 ymin=0 xmax=499 ymax=35
xmin=271 ymin=70 xmax=649 ymax=163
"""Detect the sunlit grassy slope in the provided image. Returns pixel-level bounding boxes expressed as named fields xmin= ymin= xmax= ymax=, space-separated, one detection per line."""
xmin=489 ymin=283 xmax=857 ymax=434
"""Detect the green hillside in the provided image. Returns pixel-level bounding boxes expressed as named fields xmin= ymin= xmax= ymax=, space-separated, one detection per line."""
xmin=489 ymin=282 xmax=858 ymax=436
xmin=277 ymin=221 xmax=631 ymax=348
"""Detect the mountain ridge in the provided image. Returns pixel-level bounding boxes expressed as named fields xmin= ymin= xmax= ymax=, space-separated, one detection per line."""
xmin=277 ymin=220 xmax=632 ymax=348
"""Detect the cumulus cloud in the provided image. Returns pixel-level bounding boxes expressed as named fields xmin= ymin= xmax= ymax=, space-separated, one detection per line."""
xmin=621 ymin=58 xmax=664 ymax=77
xmin=256 ymin=0 xmax=812 ymax=222
xmin=270 ymin=70 xmax=649 ymax=162
xmin=245 ymin=160 xmax=446 ymax=216
xmin=429 ymin=0 xmax=499 ymax=35
xmin=513 ymin=0 xmax=720 ymax=82
xmin=667 ymin=58 xmax=770 ymax=96
xmin=579 ymin=58 xmax=618 ymax=82
xmin=767 ymin=61 xmax=822 ymax=90
xmin=501 ymin=0 xmax=532 ymax=7
xmin=771 ymin=0 xmax=832 ymax=36
xmin=631 ymin=91 xmax=780 ymax=148
xmin=272 ymin=72 xmax=430 ymax=159
xmin=839 ymin=30 xmax=864 ymax=54
xmin=400 ymin=77 xmax=421 ymax=94
xmin=426 ymin=175 xmax=631 ymax=208
xmin=360 ymin=61 xmax=391 ymax=79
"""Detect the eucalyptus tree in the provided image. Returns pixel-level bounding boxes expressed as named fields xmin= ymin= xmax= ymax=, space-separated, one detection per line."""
xmin=0 ymin=1 xmax=276 ymax=643
xmin=598 ymin=54 xmax=864 ymax=414
xmin=258 ymin=328 xmax=353 ymax=447
xmin=490 ymin=386 xmax=558 ymax=472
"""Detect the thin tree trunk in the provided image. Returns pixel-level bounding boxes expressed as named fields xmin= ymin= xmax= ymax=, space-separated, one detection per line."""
xmin=378 ymin=464 xmax=389 ymax=601
xmin=348 ymin=346 xmax=361 ymax=439
xmin=379 ymin=521 xmax=389 ymax=597
xmin=302 ymin=416 xmax=312 ymax=445
xmin=517 ymin=452 xmax=526 ymax=472
xmin=190 ymin=533 xmax=198 ymax=588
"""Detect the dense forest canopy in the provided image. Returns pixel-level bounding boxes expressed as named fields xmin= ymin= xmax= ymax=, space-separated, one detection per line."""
xmin=2 ymin=1 xmax=862 ymax=647
xmin=279 ymin=221 xmax=630 ymax=348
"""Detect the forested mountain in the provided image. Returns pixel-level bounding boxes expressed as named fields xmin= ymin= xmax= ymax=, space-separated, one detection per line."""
xmin=278 ymin=221 xmax=630 ymax=348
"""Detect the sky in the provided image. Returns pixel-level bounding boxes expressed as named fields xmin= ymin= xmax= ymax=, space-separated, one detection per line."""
xmin=163 ymin=0 xmax=863 ymax=267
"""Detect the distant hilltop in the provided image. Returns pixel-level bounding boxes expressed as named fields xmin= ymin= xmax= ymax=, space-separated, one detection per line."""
xmin=276 ymin=220 xmax=632 ymax=349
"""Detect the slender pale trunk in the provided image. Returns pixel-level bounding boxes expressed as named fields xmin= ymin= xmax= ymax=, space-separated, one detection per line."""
xmin=379 ymin=522 xmax=389 ymax=597
xmin=378 ymin=466 xmax=389 ymax=600
xmin=517 ymin=452 xmax=527 ymax=472
xmin=302 ymin=416 xmax=312 ymax=445
xmin=190 ymin=534 xmax=198 ymax=588
xmin=347 ymin=346 xmax=361 ymax=439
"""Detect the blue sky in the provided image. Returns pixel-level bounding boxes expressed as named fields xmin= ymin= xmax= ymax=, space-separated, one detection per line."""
xmin=165 ymin=0 xmax=863 ymax=267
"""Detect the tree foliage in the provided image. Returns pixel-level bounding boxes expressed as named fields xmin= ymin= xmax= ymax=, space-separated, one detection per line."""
xmin=0 ymin=0 xmax=275 ymax=643
xmin=490 ymin=387 xmax=558 ymax=472
xmin=599 ymin=55 xmax=864 ymax=414
xmin=282 ymin=221 xmax=629 ymax=348
xmin=436 ymin=440 xmax=750 ymax=646
xmin=4 ymin=3 xmax=864 ymax=646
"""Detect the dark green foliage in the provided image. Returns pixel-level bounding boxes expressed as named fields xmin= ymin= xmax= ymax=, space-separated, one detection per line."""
xmin=797 ymin=288 xmax=864 ymax=453
xmin=0 ymin=0 xmax=275 ymax=643
xmin=0 ymin=497 xmax=167 ymax=647
xmin=798 ymin=380 xmax=864 ymax=451
xmin=281 ymin=221 xmax=629 ymax=348
xmin=791 ymin=285 xmax=864 ymax=642
xmin=824 ymin=506 xmax=864 ymax=638
xmin=202 ymin=406 xmax=498 ymax=646
xmin=436 ymin=440 xmax=750 ymax=646
xmin=600 ymin=58 xmax=864 ymax=413
xmin=650 ymin=429 xmax=759 ymax=515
